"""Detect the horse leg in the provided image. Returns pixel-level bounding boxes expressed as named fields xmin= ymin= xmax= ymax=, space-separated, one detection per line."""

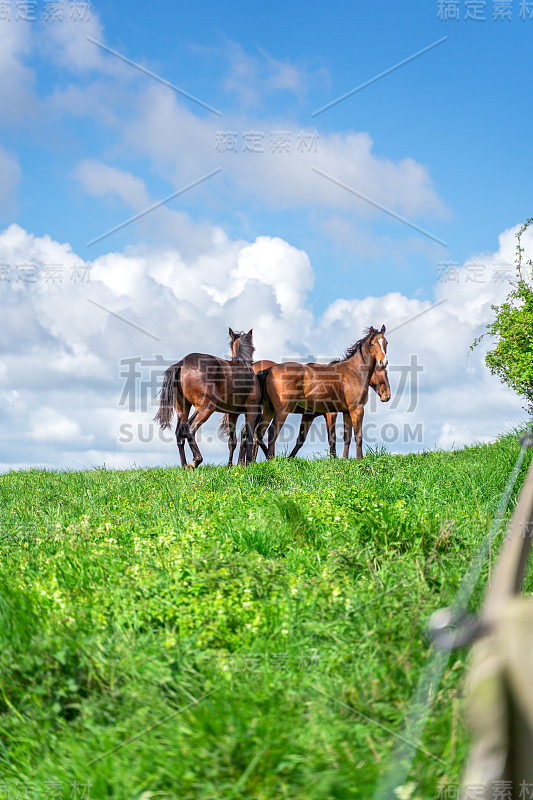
xmin=288 ymin=414 xmax=314 ymax=459
xmin=348 ymin=405 xmax=365 ymax=460
xmin=254 ymin=409 xmax=273 ymax=460
xmin=251 ymin=409 xmax=264 ymax=462
xmin=342 ymin=412 xmax=352 ymax=459
xmin=184 ymin=405 xmax=215 ymax=468
xmin=326 ymin=412 xmax=337 ymax=458
xmin=267 ymin=409 xmax=289 ymax=460
xmin=237 ymin=409 xmax=260 ymax=463
xmin=175 ymin=402 xmax=192 ymax=468
xmin=256 ymin=431 xmax=269 ymax=459
xmin=175 ymin=419 xmax=188 ymax=468
xmin=226 ymin=413 xmax=238 ymax=467
xmin=237 ymin=420 xmax=247 ymax=464
xmin=253 ymin=434 xmax=269 ymax=461
xmin=241 ymin=409 xmax=258 ymax=465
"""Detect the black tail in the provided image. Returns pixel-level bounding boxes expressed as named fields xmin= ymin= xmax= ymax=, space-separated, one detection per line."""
xmin=154 ymin=363 xmax=181 ymax=429
xmin=256 ymin=368 xmax=273 ymax=414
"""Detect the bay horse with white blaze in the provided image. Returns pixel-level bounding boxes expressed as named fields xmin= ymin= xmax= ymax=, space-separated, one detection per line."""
xmin=236 ymin=360 xmax=390 ymax=460
xmin=154 ymin=328 xmax=261 ymax=468
xmin=257 ymin=326 xmax=388 ymax=460
xmin=288 ymin=366 xmax=391 ymax=459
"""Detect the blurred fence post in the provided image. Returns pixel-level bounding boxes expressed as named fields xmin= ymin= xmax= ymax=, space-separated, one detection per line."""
xmin=462 ymin=454 xmax=533 ymax=797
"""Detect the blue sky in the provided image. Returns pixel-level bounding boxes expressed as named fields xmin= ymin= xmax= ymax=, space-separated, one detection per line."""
xmin=4 ymin=0 xmax=532 ymax=307
xmin=0 ymin=0 xmax=531 ymax=469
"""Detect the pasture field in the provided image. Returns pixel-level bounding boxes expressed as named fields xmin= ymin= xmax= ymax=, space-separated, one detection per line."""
xmin=0 ymin=432 xmax=532 ymax=799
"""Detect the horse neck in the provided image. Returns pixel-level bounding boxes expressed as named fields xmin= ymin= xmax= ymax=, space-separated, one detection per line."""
xmin=230 ymin=337 xmax=242 ymax=361
xmin=230 ymin=342 xmax=254 ymax=367
xmin=345 ymin=342 xmax=375 ymax=378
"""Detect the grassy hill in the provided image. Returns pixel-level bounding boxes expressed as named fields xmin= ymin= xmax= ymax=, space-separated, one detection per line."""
xmin=0 ymin=433 xmax=531 ymax=799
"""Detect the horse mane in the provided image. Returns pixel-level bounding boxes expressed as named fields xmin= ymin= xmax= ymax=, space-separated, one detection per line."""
xmin=328 ymin=327 xmax=376 ymax=365
xmin=230 ymin=330 xmax=255 ymax=366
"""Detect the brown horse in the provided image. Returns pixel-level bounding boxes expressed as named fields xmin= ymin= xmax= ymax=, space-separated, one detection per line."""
xmin=258 ymin=326 xmax=388 ymax=460
xmin=154 ymin=328 xmax=261 ymax=468
xmin=221 ymin=359 xmax=276 ymax=461
xmin=240 ymin=360 xmax=390 ymax=461
xmin=289 ymin=366 xmax=391 ymax=459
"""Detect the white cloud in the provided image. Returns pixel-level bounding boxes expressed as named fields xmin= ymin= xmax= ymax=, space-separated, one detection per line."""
xmin=218 ymin=40 xmax=326 ymax=108
xmin=0 ymin=13 xmax=528 ymax=469
xmin=202 ymin=235 xmax=313 ymax=314
xmin=2 ymin=13 xmax=446 ymax=249
xmin=29 ymin=408 xmax=94 ymax=445
xmin=0 ymin=222 xmax=319 ymax=470
xmin=0 ymin=19 xmax=37 ymax=125
xmin=118 ymin=86 xmax=446 ymax=221
xmin=40 ymin=13 xmax=110 ymax=73
xmin=76 ymin=160 xmax=226 ymax=260
xmin=76 ymin=160 xmax=150 ymax=208
xmin=42 ymin=19 xmax=443 ymax=227
xmin=0 ymin=220 xmax=531 ymax=472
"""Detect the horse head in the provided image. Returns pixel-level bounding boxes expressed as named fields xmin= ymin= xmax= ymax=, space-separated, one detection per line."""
xmin=368 ymin=325 xmax=388 ymax=369
xmin=229 ymin=327 xmax=255 ymax=365
xmin=371 ymin=366 xmax=391 ymax=403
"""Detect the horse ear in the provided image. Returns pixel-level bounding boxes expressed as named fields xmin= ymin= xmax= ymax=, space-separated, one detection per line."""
xmin=247 ymin=328 xmax=253 ymax=338
xmin=369 ymin=326 xmax=375 ymax=334
xmin=229 ymin=327 xmax=235 ymax=339
xmin=381 ymin=324 xmax=386 ymax=333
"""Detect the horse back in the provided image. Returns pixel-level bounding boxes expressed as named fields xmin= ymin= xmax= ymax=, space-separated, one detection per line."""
xmin=265 ymin=360 xmax=369 ymax=413
xmin=180 ymin=352 xmax=259 ymax=411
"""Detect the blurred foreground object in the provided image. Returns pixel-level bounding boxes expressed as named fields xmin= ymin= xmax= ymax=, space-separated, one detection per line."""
xmin=462 ymin=438 xmax=533 ymax=796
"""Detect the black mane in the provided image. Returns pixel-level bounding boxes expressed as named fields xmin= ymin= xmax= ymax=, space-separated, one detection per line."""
xmin=230 ymin=329 xmax=255 ymax=366
xmin=329 ymin=328 xmax=376 ymax=365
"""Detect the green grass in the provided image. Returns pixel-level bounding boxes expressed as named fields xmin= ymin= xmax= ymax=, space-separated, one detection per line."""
xmin=0 ymin=432 xmax=531 ymax=799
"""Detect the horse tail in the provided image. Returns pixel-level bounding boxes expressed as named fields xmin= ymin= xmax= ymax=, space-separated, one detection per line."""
xmin=219 ymin=414 xmax=230 ymax=439
xmin=256 ymin=368 xmax=272 ymax=414
xmin=154 ymin=363 xmax=181 ymax=429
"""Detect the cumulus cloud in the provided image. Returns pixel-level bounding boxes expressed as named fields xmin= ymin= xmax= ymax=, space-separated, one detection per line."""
xmin=0 ymin=220 xmax=530 ymax=471
xmin=28 ymin=408 xmax=94 ymax=445
xmin=0 ymin=222 xmax=319 ymax=470
xmin=0 ymin=12 xmax=526 ymax=469
xmin=39 ymin=12 xmax=112 ymax=73
xmin=319 ymin=223 xmax=533 ymax=450
xmin=118 ymin=85 xmax=446 ymax=221
xmin=31 ymin=9 xmax=445 ymax=224
xmin=3 ymin=10 xmax=446 ymax=255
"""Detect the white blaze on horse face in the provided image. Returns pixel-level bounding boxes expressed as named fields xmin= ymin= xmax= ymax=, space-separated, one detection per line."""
xmin=377 ymin=336 xmax=388 ymax=367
